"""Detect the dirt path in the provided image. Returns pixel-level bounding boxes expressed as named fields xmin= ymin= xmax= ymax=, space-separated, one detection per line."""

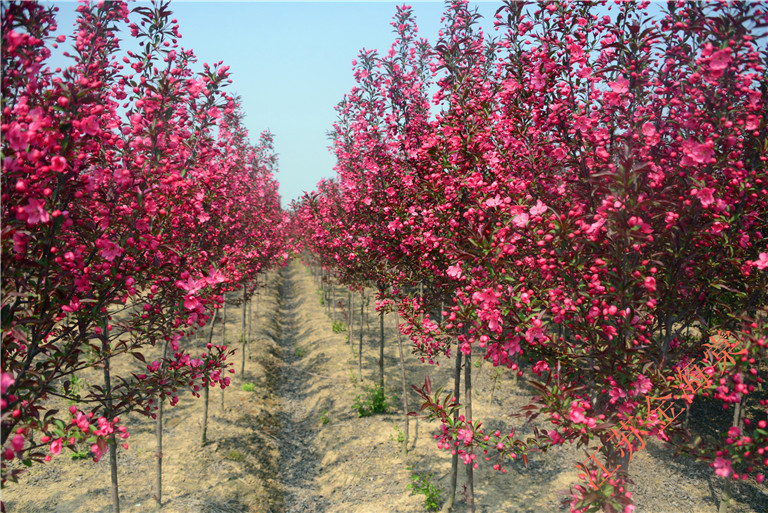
xmin=276 ymin=266 xmax=330 ymax=512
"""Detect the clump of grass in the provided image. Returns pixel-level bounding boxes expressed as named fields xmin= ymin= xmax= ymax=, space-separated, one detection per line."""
xmin=320 ymin=410 xmax=331 ymax=425
xmin=352 ymin=384 xmax=389 ymax=417
xmin=241 ymin=382 xmax=256 ymax=392
xmin=390 ymin=425 xmax=405 ymax=445
xmin=226 ymin=450 xmax=244 ymax=461
xmin=331 ymin=320 xmax=347 ymax=333
xmin=295 ymin=347 xmax=305 ymax=358
xmin=407 ymin=467 xmax=441 ymax=512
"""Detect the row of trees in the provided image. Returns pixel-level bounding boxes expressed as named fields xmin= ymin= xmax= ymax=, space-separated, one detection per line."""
xmin=1 ymin=1 xmax=287 ymax=511
xmin=293 ymin=1 xmax=768 ymax=512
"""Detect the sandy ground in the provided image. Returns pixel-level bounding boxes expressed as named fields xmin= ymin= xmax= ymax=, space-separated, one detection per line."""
xmin=3 ymin=261 xmax=767 ymax=513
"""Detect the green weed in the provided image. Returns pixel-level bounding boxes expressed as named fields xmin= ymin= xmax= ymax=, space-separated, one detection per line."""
xmin=226 ymin=449 xmax=244 ymax=461
xmin=352 ymin=384 xmax=389 ymax=417
xmin=406 ymin=467 xmax=442 ymax=512
xmin=390 ymin=425 xmax=405 ymax=445
xmin=331 ymin=320 xmax=347 ymax=333
xmin=241 ymin=382 xmax=256 ymax=392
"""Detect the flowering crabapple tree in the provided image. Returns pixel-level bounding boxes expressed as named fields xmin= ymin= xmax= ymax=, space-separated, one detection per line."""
xmin=300 ymin=1 xmax=768 ymax=512
xmin=1 ymin=0 xmax=286 ymax=510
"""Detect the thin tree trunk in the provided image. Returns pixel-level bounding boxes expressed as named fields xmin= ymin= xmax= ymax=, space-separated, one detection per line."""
xmin=397 ymin=322 xmax=409 ymax=453
xmin=358 ymin=290 xmax=364 ymax=381
xmin=464 ymin=345 xmax=474 ymax=513
xmin=102 ymin=338 xmax=120 ymax=513
xmin=154 ymin=335 xmax=171 ymax=509
xmin=155 ymin=391 xmax=163 ymax=509
xmin=379 ymin=306 xmax=385 ymax=389
xmin=443 ymin=347 xmax=463 ymax=513
xmin=248 ymin=295 xmax=253 ymax=347
xmin=221 ymin=300 xmax=227 ymax=411
xmin=348 ymin=290 xmax=353 ymax=347
xmin=241 ymin=286 xmax=247 ymax=376
xmin=720 ymin=397 xmax=744 ymax=513
xmin=202 ymin=308 xmax=218 ymax=446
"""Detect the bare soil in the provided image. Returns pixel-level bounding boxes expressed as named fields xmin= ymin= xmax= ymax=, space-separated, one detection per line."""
xmin=3 ymin=261 xmax=767 ymax=513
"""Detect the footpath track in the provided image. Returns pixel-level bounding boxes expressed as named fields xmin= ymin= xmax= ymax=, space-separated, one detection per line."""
xmin=276 ymin=266 xmax=330 ymax=513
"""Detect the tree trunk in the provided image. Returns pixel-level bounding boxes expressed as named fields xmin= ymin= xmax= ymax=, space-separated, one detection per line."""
xmin=720 ymin=397 xmax=744 ymax=513
xmin=397 ymin=322 xmax=409 ymax=453
xmin=348 ymin=290 xmax=353 ymax=347
xmin=241 ymin=285 xmax=247 ymax=376
xmin=378 ymin=306 xmax=385 ymax=389
xmin=154 ymin=337 xmax=170 ymax=509
xmin=221 ymin=300 xmax=227 ymax=411
xmin=202 ymin=308 xmax=218 ymax=446
xmin=358 ymin=290 xmax=364 ymax=382
xmin=464 ymin=345 xmax=474 ymax=513
xmin=442 ymin=347 xmax=463 ymax=513
xmin=155 ymin=393 xmax=163 ymax=509
xmin=102 ymin=338 xmax=120 ymax=513
xmin=248 ymin=294 xmax=253 ymax=347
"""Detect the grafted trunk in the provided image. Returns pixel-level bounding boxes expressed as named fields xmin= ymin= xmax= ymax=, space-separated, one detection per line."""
xmin=102 ymin=337 xmax=120 ymax=513
xmin=221 ymin=300 xmax=227 ymax=411
xmin=396 ymin=322 xmax=409 ymax=453
xmin=154 ymin=337 xmax=170 ymax=509
xmin=348 ymin=290 xmax=353 ymax=347
xmin=358 ymin=290 xmax=364 ymax=381
xmin=241 ymin=286 xmax=247 ymax=376
xmin=201 ymin=308 xmax=218 ymax=446
xmin=378 ymin=307 xmax=385 ymax=388
xmin=719 ymin=397 xmax=744 ymax=513
xmin=464 ymin=346 xmax=475 ymax=512
xmin=442 ymin=346 xmax=463 ymax=513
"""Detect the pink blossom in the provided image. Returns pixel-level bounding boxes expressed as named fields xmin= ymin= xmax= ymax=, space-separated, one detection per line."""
xmin=697 ymin=187 xmax=715 ymax=208
xmin=631 ymin=374 xmax=652 ymax=396
xmin=709 ymin=49 xmax=731 ymax=72
xmin=80 ymin=116 xmax=100 ymax=136
xmin=512 ymin=212 xmax=529 ymax=228
xmin=569 ymin=404 xmax=587 ymax=424
xmin=484 ymin=195 xmax=503 ymax=208
xmin=447 ymin=264 xmax=463 ymax=279
xmin=74 ymin=412 xmax=90 ymax=432
xmin=608 ymin=76 xmax=629 ymax=93
xmin=752 ymin=252 xmax=768 ymax=270
xmin=11 ymin=435 xmax=25 ymax=453
xmin=51 ymin=156 xmax=68 ymax=173
xmin=184 ymin=295 xmax=199 ymax=310
xmin=529 ymin=200 xmax=547 ymax=216
xmin=682 ymin=140 xmax=714 ymax=165
xmin=23 ymin=198 xmax=50 ymax=225
xmin=50 ymin=438 xmax=63 ymax=455
xmin=99 ymin=239 xmax=123 ymax=262
xmin=457 ymin=428 xmax=473 ymax=445
xmin=12 ymin=232 xmax=27 ymax=255
xmin=713 ymin=456 xmax=732 ymax=477
xmin=1 ymin=373 xmax=14 ymax=394
xmin=643 ymin=276 xmax=656 ymax=293
xmin=5 ymin=122 xmax=28 ymax=151
xmin=206 ymin=269 xmax=226 ymax=285
xmin=609 ymin=387 xmax=626 ymax=403
xmin=641 ymin=122 xmax=660 ymax=145
xmin=532 ymin=360 xmax=549 ymax=376
xmin=176 ymin=275 xmax=203 ymax=293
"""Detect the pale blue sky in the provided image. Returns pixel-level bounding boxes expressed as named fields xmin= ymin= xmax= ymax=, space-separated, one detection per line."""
xmin=47 ymin=1 xmax=500 ymax=208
